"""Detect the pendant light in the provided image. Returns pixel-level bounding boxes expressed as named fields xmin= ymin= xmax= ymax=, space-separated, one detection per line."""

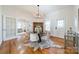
xmin=36 ymin=5 xmax=40 ymax=18
xmin=37 ymin=5 xmax=39 ymax=17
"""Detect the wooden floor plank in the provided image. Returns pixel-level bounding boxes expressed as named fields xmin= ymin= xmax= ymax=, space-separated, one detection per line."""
xmin=0 ymin=36 xmax=77 ymax=54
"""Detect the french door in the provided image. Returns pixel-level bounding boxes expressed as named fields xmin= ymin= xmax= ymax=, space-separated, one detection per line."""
xmin=53 ymin=18 xmax=65 ymax=38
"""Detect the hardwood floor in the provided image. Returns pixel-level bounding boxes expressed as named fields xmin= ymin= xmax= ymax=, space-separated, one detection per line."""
xmin=0 ymin=36 xmax=77 ymax=54
xmin=50 ymin=36 xmax=77 ymax=54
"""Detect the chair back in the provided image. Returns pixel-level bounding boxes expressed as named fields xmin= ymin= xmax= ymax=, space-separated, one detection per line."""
xmin=30 ymin=33 xmax=39 ymax=42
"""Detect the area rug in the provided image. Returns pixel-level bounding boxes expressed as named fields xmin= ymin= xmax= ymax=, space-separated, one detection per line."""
xmin=29 ymin=36 xmax=64 ymax=51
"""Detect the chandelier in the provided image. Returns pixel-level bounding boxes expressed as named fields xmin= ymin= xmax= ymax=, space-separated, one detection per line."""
xmin=37 ymin=5 xmax=39 ymax=17
xmin=35 ymin=5 xmax=41 ymax=18
xmin=34 ymin=5 xmax=43 ymax=19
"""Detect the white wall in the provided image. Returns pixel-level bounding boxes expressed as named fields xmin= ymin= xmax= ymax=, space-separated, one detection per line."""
xmin=46 ymin=6 xmax=78 ymax=38
xmin=0 ymin=6 xmax=45 ymax=40
xmin=73 ymin=6 xmax=79 ymax=32
xmin=1 ymin=6 xmax=34 ymax=40
xmin=2 ymin=6 xmax=45 ymax=32
xmin=1 ymin=5 xmax=79 ymax=39
xmin=0 ymin=6 xmax=2 ymax=41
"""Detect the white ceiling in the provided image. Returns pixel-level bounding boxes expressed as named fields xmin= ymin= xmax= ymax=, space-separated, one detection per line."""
xmin=15 ymin=5 xmax=74 ymax=18
xmin=2 ymin=5 xmax=74 ymax=19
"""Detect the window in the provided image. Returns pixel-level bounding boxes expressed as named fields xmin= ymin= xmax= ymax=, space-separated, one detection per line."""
xmin=57 ymin=20 xmax=64 ymax=28
xmin=16 ymin=20 xmax=26 ymax=33
xmin=22 ymin=22 xmax=26 ymax=29
xmin=6 ymin=17 xmax=16 ymax=38
xmin=17 ymin=21 xmax=23 ymax=33
xmin=17 ymin=22 xmax=22 ymax=29
xmin=2 ymin=16 xmax=26 ymax=39
xmin=74 ymin=16 xmax=78 ymax=32
xmin=45 ymin=21 xmax=50 ymax=31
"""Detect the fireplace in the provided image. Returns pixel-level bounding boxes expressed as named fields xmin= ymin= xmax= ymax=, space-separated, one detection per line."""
xmin=33 ymin=22 xmax=43 ymax=43
xmin=33 ymin=22 xmax=43 ymax=33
